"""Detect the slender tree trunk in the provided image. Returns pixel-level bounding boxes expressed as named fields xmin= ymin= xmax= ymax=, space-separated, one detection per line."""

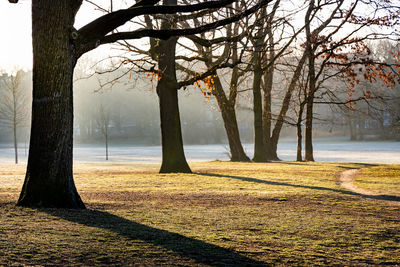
xmin=304 ymin=91 xmax=315 ymax=161
xmin=90 ymin=119 xmax=95 ymax=137
xmin=348 ymin=117 xmax=356 ymax=140
xmin=221 ymin=107 xmax=250 ymax=162
xmin=304 ymin=51 xmax=316 ymax=162
xmin=212 ymin=77 xmax=249 ymax=162
xmin=296 ymin=124 xmax=303 ymax=162
xmin=358 ymin=118 xmax=364 ymax=140
xmin=269 ymin=52 xmax=307 ymax=161
xmin=105 ymin=127 xmax=109 ymax=161
xmin=13 ymin=93 xmax=18 ymax=164
xmin=304 ymin=0 xmax=316 ymax=162
xmin=262 ymin=65 xmax=275 ymax=161
xmin=13 ymin=123 xmax=18 ymax=164
xmin=17 ymin=1 xmax=85 ymax=209
xmin=262 ymin=71 xmax=272 ymax=159
xmin=157 ymin=0 xmax=191 ymax=173
xmin=296 ymin=102 xmax=305 ymax=161
xmin=262 ymin=13 xmax=276 ymax=161
xmin=252 ymin=55 xmax=267 ymax=162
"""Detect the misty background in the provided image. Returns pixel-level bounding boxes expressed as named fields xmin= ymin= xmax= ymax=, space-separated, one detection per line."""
xmin=0 ymin=40 xmax=399 ymax=163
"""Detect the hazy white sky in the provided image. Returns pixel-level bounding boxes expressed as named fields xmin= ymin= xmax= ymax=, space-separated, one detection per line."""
xmin=0 ymin=1 xmax=303 ymax=73
xmin=0 ymin=1 xmax=393 ymax=73
xmin=0 ymin=1 xmax=110 ymax=72
xmin=0 ymin=1 xmax=32 ymax=71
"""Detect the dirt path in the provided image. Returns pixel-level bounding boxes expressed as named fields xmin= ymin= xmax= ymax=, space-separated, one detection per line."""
xmin=339 ymin=169 xmax=376 ymax=195
xmin=339 ymin=169 xmax=400 ymax=205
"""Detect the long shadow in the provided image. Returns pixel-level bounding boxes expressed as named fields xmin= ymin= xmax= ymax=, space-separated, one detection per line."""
xmin=337 ymin=163 xmax=380 ymax=169
xmin=196 ymin=173 xmax=400 ymax=203
xmin=44 ymin=208 xmax=267 ymax=266
xmin=263 ymin=162 xmax=380 ymax=168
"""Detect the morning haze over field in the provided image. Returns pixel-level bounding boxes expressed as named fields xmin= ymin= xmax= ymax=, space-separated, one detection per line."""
xmin=0 ymin=0 xmax=399 ymax=265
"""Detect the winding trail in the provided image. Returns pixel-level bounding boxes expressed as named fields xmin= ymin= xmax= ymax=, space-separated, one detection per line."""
xmin=339 ymin=169 xmax=400 ymax=205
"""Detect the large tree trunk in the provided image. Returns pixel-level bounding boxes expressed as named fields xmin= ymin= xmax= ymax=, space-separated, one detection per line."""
xmin=213 ymin=78 xmax=250 ymax=162
xmin=157 ymin=0 xmax=191 ymax=173
xmin=17 ymin=1 xmax=85 ymax=209
xmin=157 ymin=76 xmax=191 ymax=173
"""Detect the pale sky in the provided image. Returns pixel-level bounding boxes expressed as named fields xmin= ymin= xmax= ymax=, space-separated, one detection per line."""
xmin=0 ymin=1 xmax=112 ymax=72
xmin=0 ymin=1 xmax=32 ymax=71
xmin=0 ymin=1 xmax=306 ymax=73
xmin=0 ymin=1 xmax=394 ymax=73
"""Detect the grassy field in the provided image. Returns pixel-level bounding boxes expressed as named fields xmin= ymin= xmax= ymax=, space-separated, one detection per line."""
xmin=356 ymin=165 xmax=400 ymax=195
xmin=1 ymin=161 xmax=399 ymax=265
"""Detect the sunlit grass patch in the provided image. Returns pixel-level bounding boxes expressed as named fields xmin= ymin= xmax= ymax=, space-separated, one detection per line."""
xmin=355 ymin=165 xmax=400 ymax=195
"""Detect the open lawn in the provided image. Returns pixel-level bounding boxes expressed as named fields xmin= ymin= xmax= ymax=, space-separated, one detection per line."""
xmin=1 ymin=161 xmax=399 ymax=265
xmin=356 ymin=165 xmax=400 ymax=196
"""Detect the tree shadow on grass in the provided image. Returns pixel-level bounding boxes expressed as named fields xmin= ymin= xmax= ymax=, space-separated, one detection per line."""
xmin=337 ymin=163 xmax=380 ymax=170
xmin=43 ymin=208 xmax=267 ymax=266
xmin=196 ymin=173 xmax=400 ymax=203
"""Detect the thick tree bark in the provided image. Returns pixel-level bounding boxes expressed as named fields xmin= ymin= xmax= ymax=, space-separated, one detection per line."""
xmin=157 ymin=72 xmax=191 ymax=173
xmin=157 ymin=0 xmax=191 ymax=173
xmin=17 ymin=0 xmax=85 ymax=209
xmin=213 ymin=78 xmax=250 ymax=162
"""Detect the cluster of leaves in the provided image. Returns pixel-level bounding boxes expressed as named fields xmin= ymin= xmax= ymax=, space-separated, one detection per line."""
xmin=321 ymin=35 xmax=399 ymax=110
xmin=194 ymin=74 xmax=217 ymax=102
xmin=146 ymin=71 xmax=162 ymax=83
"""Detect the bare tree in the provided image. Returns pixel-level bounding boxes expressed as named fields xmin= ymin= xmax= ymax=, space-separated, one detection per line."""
xmin=0 ymin=70 xmax=30 ymax=164
xmin=176 ymin=1 xmax=253 ymax=162
xmin=301 ymin=0 xmax=399 ymax=161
